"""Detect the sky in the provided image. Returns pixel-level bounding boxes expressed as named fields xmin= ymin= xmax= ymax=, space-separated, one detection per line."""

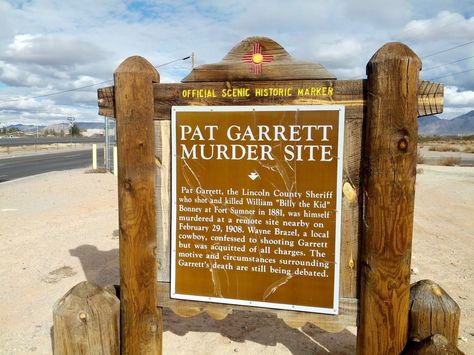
xmin=0 ymin=0 xmax=473 ymax=126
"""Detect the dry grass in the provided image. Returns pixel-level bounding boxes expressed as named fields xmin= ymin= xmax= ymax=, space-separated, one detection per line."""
xmin=437 ymin=157 xmax=462 ymax=166
xmin=85 ymin=167 xmax=109 ymax=174
xmin=428 ymin=144 xmax=460 ymax=152
xmin=417 ymin=152 xmax=425 ymax=164
xmin=462 ymin=145 xmax=474 ymax=153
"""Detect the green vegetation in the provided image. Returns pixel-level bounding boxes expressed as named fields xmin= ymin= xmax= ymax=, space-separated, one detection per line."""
xmin=70 ymin=123 xmax=81 ymax=137
xmin=1 ymin=127 xmax=21 ymax=135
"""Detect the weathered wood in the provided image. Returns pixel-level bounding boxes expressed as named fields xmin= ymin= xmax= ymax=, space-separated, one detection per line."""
xmin=52 ymin=281 xmax=119 ymax=355
xmin=357 ymin=42 xmax=421 ymax=354
xmin=408 ymin=280 xmax=461 ymax=346
xmin=156 ymin=282 xmax=357 ymax=332
xmin=98 ymin=86 xmax=114 ymax=118
xmin=418 ymin=81 xmax=444 ymax=117
xmin=403 ymin=334 xmax=465 ymax=355
xmin=97 ymin=79 xmax=443 ymax=119
xmin=98 ymin=81 xmax=363 ymax=119
xmin=153 ymin=79 xmax=364 ymax=119
xmin=182 ymin=36 xmax=336 ymax=82
xmin=114 ymin=56 xmax=162 ymax=354
xmin=154 ymin=120 xmax=171 ymax=282
xmin=99 ymin=80 xmax=362 ymax=119
xmin=340 ymin=118 xmax=363 ymax=297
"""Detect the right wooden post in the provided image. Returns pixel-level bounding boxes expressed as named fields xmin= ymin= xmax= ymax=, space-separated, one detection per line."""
xmin=357 ymin=42 xmax=421 ymax=354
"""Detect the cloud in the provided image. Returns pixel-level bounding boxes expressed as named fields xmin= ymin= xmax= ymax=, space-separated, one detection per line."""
xmin=1 ymin=1 xmax=474 ymax=125
xmin=0 ymin=95 xmax=99 ymax=126
xmin=445 ymin=86 xmax=474 ymax=106
xmin=400 ymin=11 xmax=474 ymax=41
xmin=342 ymin=0 xmax=413 ymax=27
xmin=3 ymin=34 xmax=108 ymax=66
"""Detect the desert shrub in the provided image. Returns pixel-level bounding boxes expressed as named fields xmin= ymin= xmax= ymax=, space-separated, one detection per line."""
xmin=428 ymin=144 xmax=460 ymax=152
xmin=416 ymin=152 xmax=425 ymax=164
xmin=437 ymin=157 xmax=462 ymax=166
xmin=462 ymin=145 xmax=474 ymax=153
xmin=85 ymin=168 xmax=108 ymax=174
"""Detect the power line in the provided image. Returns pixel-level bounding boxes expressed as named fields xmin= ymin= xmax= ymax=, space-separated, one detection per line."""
xmin=429 ymin=68 xmax=474 ymax=80
xmin=344 ymin=41 xmax=474 ymax=80
xmin=422 ymin=55 xmax=474 ymax=72
xmin=0 ymin=55 xmax=191 ymax=104
xmin=421 ymin=40 xmax=474 ymax=59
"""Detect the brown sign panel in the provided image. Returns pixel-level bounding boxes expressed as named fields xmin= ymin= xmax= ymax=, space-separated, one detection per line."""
xmin=171 ymin=106 xmax=344 ymax=314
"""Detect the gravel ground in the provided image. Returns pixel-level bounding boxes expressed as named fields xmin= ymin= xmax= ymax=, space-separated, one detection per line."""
xmin=0 ymin=166 xmax=472 ymax=354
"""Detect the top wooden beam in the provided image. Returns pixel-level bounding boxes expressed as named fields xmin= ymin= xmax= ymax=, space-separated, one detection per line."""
xmin=182 ymin=36 xmax=336 ymax=82
xmin=97 ymin=79 xmax=443 ymax=119
xmin=98 ymin=36 xmax=443 ymax=119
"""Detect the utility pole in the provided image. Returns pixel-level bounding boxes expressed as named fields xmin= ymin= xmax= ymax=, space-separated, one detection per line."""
xmin=67 ymin=116 xmax=75 ymax=146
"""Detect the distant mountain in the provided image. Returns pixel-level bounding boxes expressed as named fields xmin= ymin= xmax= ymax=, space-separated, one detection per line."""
xmin=76 ymin=122 xmax=104 ymax=129
xmin=4 ymin=116 xmax=473 ymax=137
xmin=3 ymin=122 xmax=104 ymax=133
xmin=418 ymin=111 xmax=474 ymax=136
xmin=42 ymin=122 xmax=104 ymax=132
xmin=7 ymin=124 xmax=46 ymax=133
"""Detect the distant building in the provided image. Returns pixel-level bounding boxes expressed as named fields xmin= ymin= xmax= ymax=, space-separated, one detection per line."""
xmin=82 ymin=128 xmax=104 ymax=137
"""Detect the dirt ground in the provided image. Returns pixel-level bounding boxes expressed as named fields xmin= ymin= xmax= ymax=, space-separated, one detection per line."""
xmin=0 ymin=164 xmax=472 ymax=354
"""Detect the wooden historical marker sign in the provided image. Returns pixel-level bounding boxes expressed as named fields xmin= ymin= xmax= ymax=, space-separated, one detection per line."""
xmin=97 ymin=36 xmax=444 ymax=354
xmin=171 ymin=105 xmax=344 ymax=313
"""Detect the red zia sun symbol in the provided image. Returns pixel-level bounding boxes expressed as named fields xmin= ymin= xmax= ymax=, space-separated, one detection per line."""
xmin=242 ymin=42 xmax=273 ymax=74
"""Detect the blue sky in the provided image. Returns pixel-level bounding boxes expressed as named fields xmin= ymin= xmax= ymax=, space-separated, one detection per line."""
xmin=0 ymin=0 xmax=473 ymax=126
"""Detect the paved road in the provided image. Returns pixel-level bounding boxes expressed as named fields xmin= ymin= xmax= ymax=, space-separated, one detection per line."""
xmin=0 ymin=148 xmax=105 ymax=183
xmin=0 ymin=136 xmax=104 ymax=147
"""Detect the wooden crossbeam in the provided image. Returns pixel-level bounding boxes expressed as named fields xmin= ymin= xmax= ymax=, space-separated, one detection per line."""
xmin=97 ymin=80 xmax=443 ymax=119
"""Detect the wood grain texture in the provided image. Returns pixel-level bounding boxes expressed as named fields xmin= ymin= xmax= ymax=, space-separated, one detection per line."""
xmin=340 ymin=118 xmax=363 ymax=298
xmin=157 ymin=282 xmax=357 ymax=332
xmin=182 ymin=36 xmax=336 ymax=82
xmin=97 ymin=80 xmax=442 ymax=119
xmin=408 ymin=280 xmax=461 ymax=346
xmin=114 ymin=56 xmax=162 ymax=355
xmin=357 ymin=42 xmax=421 ymax=355
xmin=153 ymin=79 xmax=364 ymax=119
xmin=154 ymin=120 xmax=171 ymax=282
xmin=98 ymin=86 xmax=115 ymax=118
xmin=417 ymin=81 xmax=444 ymax=117
xmin=403 ymin=334 xmax=465 ymax=355
xmin=52 ymin=281 xmax=120 ymax=355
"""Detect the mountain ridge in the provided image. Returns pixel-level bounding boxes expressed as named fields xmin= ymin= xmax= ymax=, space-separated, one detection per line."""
xmin=3 ymin=113 xmax=474 ymax=136
xmin=418 ymin=110 xmax=474 ymax=136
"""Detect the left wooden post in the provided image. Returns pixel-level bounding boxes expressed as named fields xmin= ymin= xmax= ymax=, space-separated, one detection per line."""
xmin=114 ymin=56 xmax=162 ymax=354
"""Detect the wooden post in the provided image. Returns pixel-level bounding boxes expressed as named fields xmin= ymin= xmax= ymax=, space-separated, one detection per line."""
xmin=408 ymin=280 xmax=461 ymax=345
xmin=53 ymin=281 xmax=120 ymax=354
xmin=404 ymin=334 xmax=464 ymax=355
xmin=114 ymin=56 xmax=162 ymax=354
xmin=357 ymin=42 xmax=421 ymax=354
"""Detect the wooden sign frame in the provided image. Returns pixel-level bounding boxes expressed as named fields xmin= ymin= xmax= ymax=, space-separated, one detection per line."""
xmin=98 ymin=37 xmax=444 ymax=354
